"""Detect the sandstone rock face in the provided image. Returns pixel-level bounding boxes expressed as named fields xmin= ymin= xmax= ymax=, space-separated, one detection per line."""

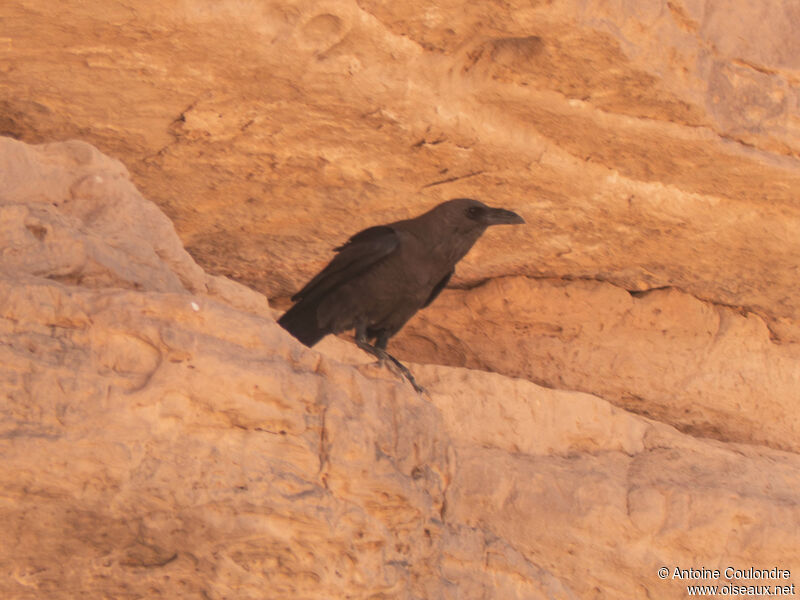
xmin=2 ymin=138 xmax=800 ymax=599
xmin=1 ymin=137 xmax=449 ymax=598
xmin=394 ymin=276 xmax=800 ymax=452
xmin=422 ymin=366 xmax=800 ymax=599
xmin=3 ymin=0 xmax=800 ymax=337
xmin=3 ymin=1 xmax=799 ymax=455
xmin=3 ymin=0 xmax=800 ymax=596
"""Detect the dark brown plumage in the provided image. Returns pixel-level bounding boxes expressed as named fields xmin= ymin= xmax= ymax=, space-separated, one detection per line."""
xmin=278 ymin=198 xmax=525 ymax=391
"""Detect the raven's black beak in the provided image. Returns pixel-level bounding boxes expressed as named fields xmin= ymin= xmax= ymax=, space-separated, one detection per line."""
xmin=485 ymin=207 xmax=525 ymax=226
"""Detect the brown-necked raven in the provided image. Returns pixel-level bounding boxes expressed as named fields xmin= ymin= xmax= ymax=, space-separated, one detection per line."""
xmin=279 ymin=198 xmax=525 ymax=391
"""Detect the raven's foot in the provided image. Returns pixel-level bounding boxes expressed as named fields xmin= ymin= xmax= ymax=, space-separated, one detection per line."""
xmin=354 ymin=339 xmax=426 ymax=394
xmin=382 ymin=353 xmax=426 ymax=394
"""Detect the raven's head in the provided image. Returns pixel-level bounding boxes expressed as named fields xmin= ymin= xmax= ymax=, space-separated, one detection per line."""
xmin=439 ymin=197 xmax=525 ymax=229
xmin=414 ymin=198 xmax=525 ymax=270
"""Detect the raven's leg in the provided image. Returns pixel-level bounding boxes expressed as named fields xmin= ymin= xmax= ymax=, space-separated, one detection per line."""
xmin=354 ymin=327 xmax=425 ymax=394
xmin=372 ymin=331 xmax=389 ymax=351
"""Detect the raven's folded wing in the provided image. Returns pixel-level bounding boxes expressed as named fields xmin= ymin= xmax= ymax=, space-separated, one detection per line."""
xmin=279 ymin=225 xmax=400 ymax=347
xmin=291 ymin=225 xmax=399 ymax=303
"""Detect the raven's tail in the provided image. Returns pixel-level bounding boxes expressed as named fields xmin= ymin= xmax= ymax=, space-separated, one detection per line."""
xmin=277 ymin=299 xmax=329 ymax=347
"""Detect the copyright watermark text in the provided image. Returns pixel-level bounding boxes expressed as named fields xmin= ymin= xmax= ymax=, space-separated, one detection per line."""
xmin=657 ymin=566 xmax=795 ymax=596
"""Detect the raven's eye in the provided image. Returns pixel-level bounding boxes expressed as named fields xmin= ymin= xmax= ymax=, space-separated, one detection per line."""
xmin=466 ymin=206 xmax=481 ymax=218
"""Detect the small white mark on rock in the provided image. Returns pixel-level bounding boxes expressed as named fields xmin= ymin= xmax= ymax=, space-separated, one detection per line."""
xmin=94 ymin=175 xmax=103 ymax=183
xmin=190 ymin=301 xmax=200 ymax=312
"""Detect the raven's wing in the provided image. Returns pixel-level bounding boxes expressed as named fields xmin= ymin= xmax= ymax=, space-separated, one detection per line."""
xmin=291 ymin=225 xmax=399 ymax=303
xmin=422 ymin=270 xmax=453 ymax=308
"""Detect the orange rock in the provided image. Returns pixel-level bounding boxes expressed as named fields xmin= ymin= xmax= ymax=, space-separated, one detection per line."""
xmin=3 ymin=0 xmax=800 ymax=593
xmin=394 ymin=276 xmax=800 ymax=452
xmin=2 ymin=137 xmax=798 ymax=599
xmin=2 ymin=0 xmax=800 ymax=341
